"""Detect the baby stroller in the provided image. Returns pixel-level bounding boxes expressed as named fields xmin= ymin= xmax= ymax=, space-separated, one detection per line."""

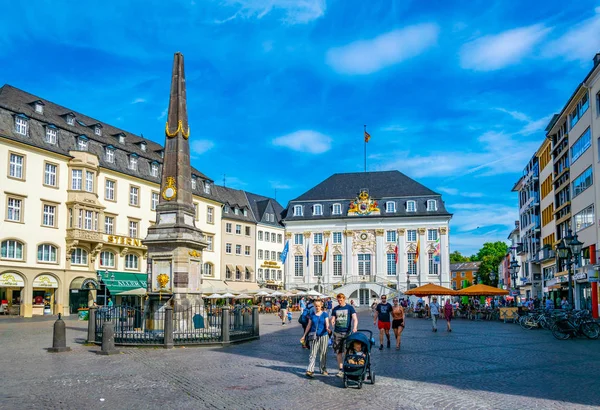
xmin=342 ymin=329 xmax=375 ymax=389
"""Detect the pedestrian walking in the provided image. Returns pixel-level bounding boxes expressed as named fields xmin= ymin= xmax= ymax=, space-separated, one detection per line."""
xmin=330 ymin=293 xmax=358 ymax=377
xmin=370 ymin=299 xmax=378 ymax=317
xmin=430 ymin=297 xmax=440 ymax=332
xmin=299 ymin=297 xmax=306 ymax=314
xmin=298 ymin=298 xmax=315 ymax=349
xmin=280 ymin=298 xmax=289 ymax=326
xmin=326 ymin=298 xmax=333 ymax=316
xmin=391 ymin=297 xmax=405 ymax=350
xmin=444 ymin=299 xmax=453 ymax=332
xmin=300 ymin=299 xmax=331 ymax=378
xmin=374 ymin=295 xmax=393 ymax=350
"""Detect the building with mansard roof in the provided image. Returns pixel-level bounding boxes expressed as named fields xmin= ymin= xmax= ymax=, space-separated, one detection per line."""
xmin=0 ymin=84 xmax=222 ymax=317
xmin=281 ymin=171 xmax=452 ymax=306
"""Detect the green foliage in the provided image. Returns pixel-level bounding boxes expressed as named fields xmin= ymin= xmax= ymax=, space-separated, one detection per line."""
xmin=471 ymin=241 xmax=508 ymax=285
xmin=450 ymin=251 xmax=470 ymax=263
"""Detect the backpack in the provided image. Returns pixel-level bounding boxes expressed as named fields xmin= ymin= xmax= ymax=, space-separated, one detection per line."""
xmin=298 ymin=304 xmax=312 ymax=325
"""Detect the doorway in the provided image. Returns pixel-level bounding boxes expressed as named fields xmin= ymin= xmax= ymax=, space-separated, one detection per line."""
xmin=359 ymin=289 xmax=370 ymax=306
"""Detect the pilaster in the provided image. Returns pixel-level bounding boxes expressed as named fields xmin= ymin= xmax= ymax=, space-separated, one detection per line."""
xmin=418 ymin=228 xmax=426 ymax=285
xmin=375 ymin=229 xmax=385 ymax=279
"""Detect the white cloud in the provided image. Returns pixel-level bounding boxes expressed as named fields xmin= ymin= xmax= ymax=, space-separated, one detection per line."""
xmin=460 ymin=24 xmax=550 ymax=71
xmin=326 ymin=23 xmax=439 ymax=75
xmin=157 ymin=108 xmax=168 ymax=120
xmin=450 ymin=230 xmax=509 ymax=256
xmin=272 ymin=130 xmax=332 ymax=154
xmin=131 ymin=98 xmax=146 ymax=104
xmin=190 ymin=140 xmax=215 ymax=155
xmin=270 ymin=180 xmax=292 ymax=190
xmin=217 ymin=0 xmax=326 ymax=24
xmin=449 ymin=203 xmax=517 ymax=232
xmin=495 ymin=107 xmax=553 ymax=136
xmin=544 ymin=9 xmax=600 ymax=62
xmin=437 ymin=187 xmax=484 ymax=198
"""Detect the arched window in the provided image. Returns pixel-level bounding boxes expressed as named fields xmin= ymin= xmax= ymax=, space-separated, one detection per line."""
xmin=37 ymin=244 xmax=57 ymax=262
xmin=99 ymin=251 xmax=116 ymax=268
xmin=235 ymin=267 xmax=241 ymax=280
xmin=71 ymin=248 xmax=88 ymax=265
xmin=1 ymin=240 xmax=24 ymax=260
xmin=125 ymin=254 xmax=139 ymax=270
xmin=226 ymin=266 xmax=232 ymax=280
xmin=313 ymin=204 xmax=323 ymax=216
xmin=293 ymin=205 xmax=303 ymax=216
xmin=203 ymin=263 xmax=213 ymax=276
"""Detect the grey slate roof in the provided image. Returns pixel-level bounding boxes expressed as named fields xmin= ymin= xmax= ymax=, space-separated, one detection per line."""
xmin=245 ymin=192 xmax=285 ymax=227
xmin=284 ymin=171 xmax=451 ymax=221
xmin=0 ymin=84 xmax=217 ymax=202
xmin=450 ymin=262 xmax=481 ymax=271
xmin=212 ymin=185 xmax=255 ymax=223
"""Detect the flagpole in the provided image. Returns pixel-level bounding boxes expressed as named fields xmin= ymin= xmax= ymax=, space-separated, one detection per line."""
xmin=364 ymin=124 xmax=367 ymax=173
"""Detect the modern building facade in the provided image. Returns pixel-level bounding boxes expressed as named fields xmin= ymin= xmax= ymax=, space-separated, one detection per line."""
xmin=0 ymin=84 xmax=221 ymax=316
xmin=537 ymin=138 xmax=557 ymax=298
xmin=450 ymin=262 xmax=481 ymax=290
xmin=282 ymin=171 xmax=452 ymax=306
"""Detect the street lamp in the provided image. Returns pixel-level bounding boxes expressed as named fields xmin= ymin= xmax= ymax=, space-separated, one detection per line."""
xmin=556 ymin=229 xmax=583 ymax=308
xmin=490 ymin=271 xmax=497 ymax=286
xmin=317 ymin=276 xmax=322 ymax=294
xmin=509 ymin=258 xmax=520 ymax=296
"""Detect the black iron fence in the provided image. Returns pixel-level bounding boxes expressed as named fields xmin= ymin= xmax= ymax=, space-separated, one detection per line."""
xmin=88 ymin=304 xmax=259 ymax=347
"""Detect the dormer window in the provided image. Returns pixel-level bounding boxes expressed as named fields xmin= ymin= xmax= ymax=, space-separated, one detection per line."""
xmin=77 ymin=120 xmax=86 ymax=127
xmin=150 ymin=162 xmax=159 ymax=177
xmin=77 ymin=135 xmax=89 ymax=151
xmin=243 ymin=208 xmax=248 ymax=217
xmin=114 ymin=133 xmax=126 ymax=144
xmin=332 ymin=203 xmax=342 ymax=215
xmin=157 ymin=150 xmax=164 ymax=158
xmin=140 ymin=142 xmax=147 ymax=151
xmin=406 ymin=200 xmax=416 ymax=212
xmin=427 ymin=200 xmax=437 ymax=211
xmin=45 ymin=125 xmax=57 ymax=144
xmin=234 ymin=208 xmax=239 ymax=215
xmin=203 ymin=181 xmax=211 ymax=194
xmin=386 ymin=201 xmax=396 ymax=213
xmin=34 ymin=101 xmax=44 ymax=114
xmin=129 ymin=154 xmax=138 ymax=171
xmin=94 ymin=125 xmax=102 ymax=136
xmin=294 ymin=205 xmax=303 ymax=216
xmin=313 ymin=204 xmax=323 ymax=216
xmin=105 ymin=146 xmax=115 ymax=163
xmin=14 ymin=114 xmax=28 ymax=135
xmin=224 ymin=205 xmax=230 ymax=213
xmin=66 ymin=114 xmax=75 ymax=126
xmin=191 ymin=176 xmax=197 ymax=190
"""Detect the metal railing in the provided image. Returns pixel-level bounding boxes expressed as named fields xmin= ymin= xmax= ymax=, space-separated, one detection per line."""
xmin=89 ymin=304 xmax=259 ymax=347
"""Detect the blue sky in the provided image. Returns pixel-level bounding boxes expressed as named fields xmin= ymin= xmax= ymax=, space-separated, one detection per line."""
xmin=2 ymin=0 xmax=600 ymax=255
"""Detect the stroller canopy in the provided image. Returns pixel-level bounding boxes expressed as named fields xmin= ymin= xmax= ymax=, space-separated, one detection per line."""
xmin=345 ymin=332 xmax=371 ymax=351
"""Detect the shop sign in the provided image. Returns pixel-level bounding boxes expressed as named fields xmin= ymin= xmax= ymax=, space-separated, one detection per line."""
xmin=0 ymin=273 xmax=25 ymax=287
xmin=261 ymin=261 xmax=281 ymax=269
xmin=105 ymin=235 xmax=146 ymax=248
xmin=573 ymin=272 xmax=587 ymax=281
xmin=33 ymin=275 xmax=58 ymax=288
xmin=558 ymin=276 xmax=568 ymax=283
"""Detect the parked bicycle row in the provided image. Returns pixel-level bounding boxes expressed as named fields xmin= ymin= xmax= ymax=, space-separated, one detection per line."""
xmin=515 ymin=309 xmax=600 ymax=340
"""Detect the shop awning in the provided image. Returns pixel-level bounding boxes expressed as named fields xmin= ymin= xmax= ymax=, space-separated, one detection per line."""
xmin=226 ymin=264 xmax=234 ymax=271
xmin=235 ymin=265 xmax=244 ymax=272
xmin=97 ymin=271 xmax=148 ymax=296
xmin=245 ymin=266 xmax=254 ymax=273
xmin=70 ymin=277 xmax=100 ymax=290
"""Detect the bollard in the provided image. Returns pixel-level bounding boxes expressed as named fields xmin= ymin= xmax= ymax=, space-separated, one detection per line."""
xmin=98 ymin=322 xmax=120 ymax=355
xmin=252 ymin=306 xmax=259 ymax=337
xmin=164 ymin=305 xmax=174 ymax=349
xmin=221 ymin=306 xmax=230 ymax=344
xmin=48 ymin=313 xmax=72 ymax=353
xmin=87 ymin=307 xmax=97 ymax=343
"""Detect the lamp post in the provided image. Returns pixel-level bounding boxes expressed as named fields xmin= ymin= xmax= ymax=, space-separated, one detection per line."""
xmin=490 ymin=271 xmax=497 ymax=287
xmin=509 ymin=258 xmax=520 ymax=301
xmin=317 ymin=276 xmax=322 ymax=294
xmin=97 ymin=269 xmax=115 ymax=306
xmin=556 ymin=229 xmax=583 ymax=308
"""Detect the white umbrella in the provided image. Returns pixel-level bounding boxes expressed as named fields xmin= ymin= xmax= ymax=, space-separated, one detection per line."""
xmin=221 ymin=293 xmax=235 ymax=298
xmin=255 ymin=290 xmax=271 ymax=296
xmin=270 ymin=291 xmax=285 ymax=296
xmin=207 ymin=293 xmax=223 ymax=299
xmin=295 ymin=291 xmax=307 ymax=296
xmin=307 ymin=290 xmax=321 ymax=296
xmin=235 ymin=293 xmax=251 ymax=299
xmin=284 ymin=292 xmax=295 ymax=297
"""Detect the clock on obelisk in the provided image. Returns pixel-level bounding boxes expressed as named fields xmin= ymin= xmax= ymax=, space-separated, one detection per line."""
xmin=143 ymin=52 xmax=207 ymax=308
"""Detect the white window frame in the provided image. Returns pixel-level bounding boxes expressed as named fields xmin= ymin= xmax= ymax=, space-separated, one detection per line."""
xmin=66 ymin=115 xmax=75 ymax=126
xmin=294 ymin=255 xmax=304 ymax=277
xmin=129 ymin=155 xmax=138 ymax=171
xmin=407 ymin=230 xmax=417 ymax=242
xmin=258 ymin=249 xmax=263 ymax=259
xmin=313 ymin=255 xmax=323 ymax=276
xmin=406 ymin=200 xmax=416 ymax=212
xmin=35 ymin=103 xmax=44 ymax=114
xmin=313 ymin=204 xmax=323 ymax=215
xmin=1 ymin=240 xmax=23 ymax=260
xmin=203 ymin=263 xmax=213 ymax=276
xmin=151 ymin=192 xmax=159 ymax=211
xmin=386 ymin=253 xmax=396 ymax=275
xmin=70 ymin=248 xmax=88 ymax=265
xmin=71 ymin=170 xmax=82 ymax=190
xmin=7 ymin=198 xmax=22 ymax=222
xmin=94 ymin=126 xmax=102 ymax=136
xmin=129 ymin=221 xmax=139 ymax=238
xmin=333 ymin=254 xmax=342 ymax=276
xmin=85 ymin=171 xmax=94 ymax=193
xmin=358 ymin=254 xmax=371 ymax=275
xmin=9 ymin=153 xmax=24 ymax=179
xmin=427 ymin=229 xmax=438 ymax=241
xmin=235 ymin=224 xmax=242 ymax=235
xmin=235 ymin=244 xmax=241 ymax=255
xmin=151 ymin=163 xmax=159 ymax=177
xmin=125 ymin=254 xmax=139 ymax=270
xmin=45 ymin=127 xmax=57 ymax=144
xmin=99 ymin=251 xmax=116 ymax=268
xmin=386 ymin=230 xmax=396 ymax=243
xmin=37 ymin=244 xmax=57 ymax=262
xmin=332 ymin=203 xmax=342 ymax=215
xmin=427 ymin=200 xmax=437 ymax=211
xmin=293 ymin=205 xmax=303 ymax=216
xmin=140 ymin=142 xmax=147 ymax=152
xmin=105 ymin=147 xmax=115 ymax=163
xmin=77 ymin=137 xmax=88 ymax=151
xmin=294 ymin=233 xmax=304 ymax=245
xmin=191 ymin=177 xmax=197 ymax=190
xmin=42 ymin=204 xmax=56 ymax=227
xmin=129 ymin=186 xmax=139 ymax=206
xmin=105 ymin=180 xmax=115 ymax=201
xmin=226 ymin=223 xmax=232 ymax=234
xmin=333 ymin=232 xmax=342 ymax=244
xmin=407 ymin=253 xmax=416 ymax=275
xmin=15 ymin=117 xmax=28 ymax=135
xmin=245 ymin=245 xmax=251 ymax=256
xmin=104 ymin=215 xmax=114 ymax=234
xmin=314 ymin=233 xmax=323 ymax=244
xmin=386 ymin=201 xmax=396 ymax=213
xmin=428 ymin=252 xmax=439 ymax=275
xmin=225 ymin=243 xmax=232 ymax=254
xmin=44 ymin=163 xmax=57 ymax=187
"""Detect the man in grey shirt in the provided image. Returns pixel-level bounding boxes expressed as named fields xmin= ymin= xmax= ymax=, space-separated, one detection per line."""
xmin=430 ymin=297 xmax=440 ymax=333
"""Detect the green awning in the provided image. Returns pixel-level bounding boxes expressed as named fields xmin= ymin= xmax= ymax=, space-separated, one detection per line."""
xmin=97 ymin=271 xmax=148 ymax=296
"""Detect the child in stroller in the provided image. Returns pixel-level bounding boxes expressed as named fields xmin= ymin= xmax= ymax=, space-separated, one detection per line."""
xmin=342 ymin=330 xmax=375 ymax=389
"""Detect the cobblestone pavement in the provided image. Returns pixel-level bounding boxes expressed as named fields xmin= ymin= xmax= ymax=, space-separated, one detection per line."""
xmin=1 ymin=310 xmax=600 ymax=409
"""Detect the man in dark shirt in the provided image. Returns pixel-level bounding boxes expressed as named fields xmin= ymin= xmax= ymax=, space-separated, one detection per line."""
xmin=331 ymin=293 xmax=358 ymax=377
xmin=374 ymin=295 xmax=393 ymax=350
xmin=280 ymin=298 xmax=289 ymax=326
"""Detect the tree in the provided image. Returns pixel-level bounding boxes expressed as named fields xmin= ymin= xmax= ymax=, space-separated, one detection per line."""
xmin=450 ymin=251 xmax=470 ymax=263
xmin=470 ymin=241 xmax=508 ymax=285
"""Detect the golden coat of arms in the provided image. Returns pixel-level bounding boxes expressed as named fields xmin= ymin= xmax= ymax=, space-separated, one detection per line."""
xmin=348 ymin=190 xmax=380 ymax=216
xmin=156 ymin=273 xmax=169 ymax=289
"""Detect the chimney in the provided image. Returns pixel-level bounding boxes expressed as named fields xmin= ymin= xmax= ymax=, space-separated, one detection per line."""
xmin=594 ymin=53 xmax=600 ymax=67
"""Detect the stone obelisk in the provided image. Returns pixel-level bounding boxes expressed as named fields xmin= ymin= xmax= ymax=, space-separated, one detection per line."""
xmin=143 ymin=52 xmax=207 ymax=309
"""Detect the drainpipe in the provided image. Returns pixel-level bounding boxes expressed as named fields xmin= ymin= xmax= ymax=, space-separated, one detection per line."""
xmin=591 ymin=244 xmax=598 ymax=319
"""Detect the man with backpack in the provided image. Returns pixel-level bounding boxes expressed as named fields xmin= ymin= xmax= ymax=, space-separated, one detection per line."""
xmin=280 ymin=298 xmax=289 ymax=326
xmin=298 ymin=298 xmax=315 ymax=349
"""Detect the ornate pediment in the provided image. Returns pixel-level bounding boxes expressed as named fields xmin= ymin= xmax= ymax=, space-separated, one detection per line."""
xmin=347 ymin=190 xmax=380 ymax=216
xmin=406 ymin=243 xmax=417 ymax=253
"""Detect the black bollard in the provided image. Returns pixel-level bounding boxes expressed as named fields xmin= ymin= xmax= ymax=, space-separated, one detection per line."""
xmin=98 ymin=322 xmax=120 ymax=355
xmin=48 ymin=313 xmax=71 ymax=353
